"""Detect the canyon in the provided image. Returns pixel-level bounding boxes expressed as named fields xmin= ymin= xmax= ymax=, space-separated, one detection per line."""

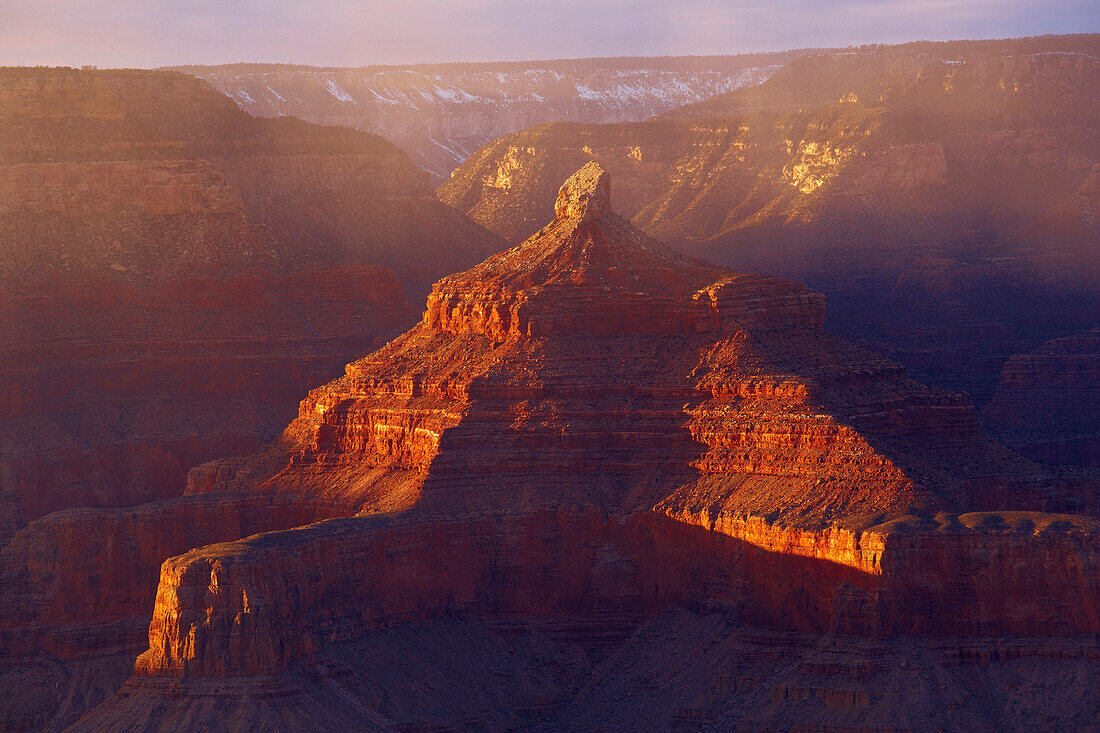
xmin=0 ymin=66 xmax=507 ymax=731
xmin=174 ymin=54 xmax=803 ymax=179
xmin=5 ymin=164 xmax=1093 ymax=730
xmin=0 ymin=66 xmax=504 ymax=544
xmin=0 ymin=35 xmax=1097 ymax=730
xmin=438 ymin=35 xmax=1100 ymax=445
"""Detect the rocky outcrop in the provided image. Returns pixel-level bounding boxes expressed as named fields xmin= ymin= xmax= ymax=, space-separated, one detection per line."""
xmin=423 ymin=163 xmax=824 ymax=340
xmin=438 ymin=36 xmax=1100 ymax=414
xmin=0 ymin=488 xmax=353 ymax=732
xmin=130 ymin=507 xmax=1100 ymax=681
xmin=174 ymin=55 xmax=797 ymax=179
xmin=219 ymin=165 xmax=1058 ymax=527
xmin=0 ymin=67 xmax=504 ymax=543
xmin=983 ymin=330 xmax=1100 ymax=467
xmin=62 ymin=165 xmax=1099 ymax=730
xmin=0 ymin=493 xmax=346 ymax=660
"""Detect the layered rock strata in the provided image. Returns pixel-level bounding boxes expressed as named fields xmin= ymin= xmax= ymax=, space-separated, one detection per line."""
xmin=132 ymin=508 xmax=1099 ymax=681
xmin=69 ymin=164 xmax=1100 ymax=729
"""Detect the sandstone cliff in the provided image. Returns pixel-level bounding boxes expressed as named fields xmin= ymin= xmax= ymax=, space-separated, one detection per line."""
xmin=57 ymin=165 xmax=1099 ymax=731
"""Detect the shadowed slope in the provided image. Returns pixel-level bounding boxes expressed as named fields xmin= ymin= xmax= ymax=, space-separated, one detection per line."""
xmin=0 ymin=67 xmax=506 ymax=543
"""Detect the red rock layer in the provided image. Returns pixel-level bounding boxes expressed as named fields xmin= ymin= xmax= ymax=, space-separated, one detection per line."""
xmin=0 ymin=494 xmax=346 ymax=661
xmin=0 ymin=487 xmax=355 ymax=732
xmin=425 ymin=164 xmax=822 ymax=340
xmin=131 ymin=508 xmax=1100 ymax=680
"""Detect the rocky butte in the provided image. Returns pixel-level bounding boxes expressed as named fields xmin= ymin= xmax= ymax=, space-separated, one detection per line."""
xmin=45 ymin=164 xmax=1100 ymax=731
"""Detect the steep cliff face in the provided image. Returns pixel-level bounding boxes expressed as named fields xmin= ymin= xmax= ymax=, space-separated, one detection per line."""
xmin=442 ymin=38 xmax=1100 ymax=244
xmin=129 ymin=508 xmax=1099 ymax=685
xmin=0 ymin=492 xmax=352 ymax=732
xmin=0 ymin=67 xmax=504 ymax=543
xmin=59 ymin=165 xmax=1099 ymax=730
xmin=0 ymin=494 xmax=345 ymax=658
xmin=174 ymin=55 xmax=798 ymax=179
xmin=438 ymin=36 xmax=1100 ymax=417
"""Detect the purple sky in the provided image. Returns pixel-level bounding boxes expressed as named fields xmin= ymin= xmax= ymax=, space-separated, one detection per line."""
xmin=1 ymin=0 xmax=1096 ymax=67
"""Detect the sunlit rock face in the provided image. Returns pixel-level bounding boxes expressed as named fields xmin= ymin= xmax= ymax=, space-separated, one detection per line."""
xmin=0 ymin=67 xmax=506 ymax=543
xmin=174 ymin=55 xmax=797 ymax=179
xmin=438 ymin=35 xmax=1100 ymax=429
xmin=43 ymin=164 xmax=1099 ymax=731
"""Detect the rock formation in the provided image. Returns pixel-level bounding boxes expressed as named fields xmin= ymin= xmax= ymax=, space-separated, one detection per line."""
xmin=174 ymin=55 xmax=797 ymax=179
xmin=47 ymin=164 xmax=1099 ymax=730
xmin=437 ymin=35 xmax=1100 ymax=430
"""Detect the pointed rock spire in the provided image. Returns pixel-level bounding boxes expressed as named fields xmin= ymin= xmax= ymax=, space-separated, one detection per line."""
xmin=422 ymin=162 xmax=826 ymax=340
xmin=554 ymin=161 xmax=611 ymax=220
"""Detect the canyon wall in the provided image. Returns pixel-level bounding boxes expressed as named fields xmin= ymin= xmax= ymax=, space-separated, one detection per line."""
xmin=130 ymin=508 xmax=1099 ymax=682
xmin=175 ymin=55 xmax=800 ymax=178
xmin=6 ymin=154 xmax=1097 ymax=731
xmin=439 ymin=36 xmax=1100 ymax=424
xmin=0 ymin=67 xmax=504 ymax=542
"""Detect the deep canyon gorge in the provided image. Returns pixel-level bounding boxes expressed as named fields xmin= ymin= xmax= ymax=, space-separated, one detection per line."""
xmin=0 ymin=33 xmax=1098 ymax=732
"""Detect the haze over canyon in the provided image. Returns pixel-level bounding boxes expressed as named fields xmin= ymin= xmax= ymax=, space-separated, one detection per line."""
xmin=0 ymin=27 xmax=1098 ymax=733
